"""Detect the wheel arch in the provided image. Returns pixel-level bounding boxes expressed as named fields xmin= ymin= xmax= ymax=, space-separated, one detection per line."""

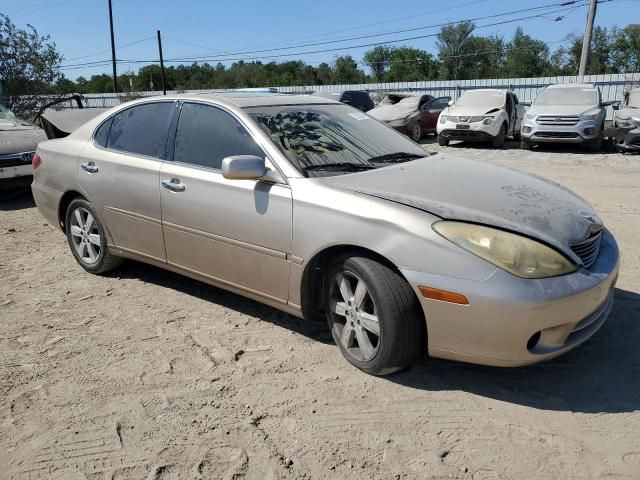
xmin=300 ymin=244 xmax=424 ymax=327
xmin=58 ymin=190 xmax=86 ymax=232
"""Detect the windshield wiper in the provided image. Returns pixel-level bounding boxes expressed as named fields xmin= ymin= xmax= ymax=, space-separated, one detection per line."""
xmin=301 ymin=162 xmax=376 ymax=172
xmin=367 ymin=152 xmax=424 ymax=163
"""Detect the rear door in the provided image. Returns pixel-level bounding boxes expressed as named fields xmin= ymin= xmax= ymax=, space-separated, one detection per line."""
xmin=78 ymin=101 xmax=175 ymax=261
xmin=159 ymin=101 xmax=293 ymax=301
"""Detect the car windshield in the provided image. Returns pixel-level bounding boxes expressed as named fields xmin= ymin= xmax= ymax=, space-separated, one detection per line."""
xmin=0 ymin=104 xmax=31 ymax=127
xmin=246 ymin=104 xmax=430 ymax=177
xmin=627 ymin=90 xmax=640 ymax=108
xmin=455 ymin=91 xmax=504 ymax=109
xmin=535 ymin=87 xmax=597 ymax=106
xmin=398 ymin=96 xmax=420 ymax=108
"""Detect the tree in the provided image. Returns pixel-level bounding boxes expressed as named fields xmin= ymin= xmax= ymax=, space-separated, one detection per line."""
xmin=502 ymin=27 xmax=551 ymax=78
xmin=363 ymin=46 xmax=393 ymax=82
xmin=611 ymin=24 xmax=640 ymax=73
xmin=334 ymin=56 xmax=363 ymax=84
xmin=436 ymin=21 xmax=475 ymax=80
xmin=385 ymin=47 xmax=438 ymax=81
xmin=0 ymin=14 xmax=63 ymax=117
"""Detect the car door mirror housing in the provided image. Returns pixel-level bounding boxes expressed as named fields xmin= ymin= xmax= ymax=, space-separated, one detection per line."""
xmin=448 ymin=100 xmax=454 ymax=107
xmin=221 ymin=155 xmax=267 ymax=180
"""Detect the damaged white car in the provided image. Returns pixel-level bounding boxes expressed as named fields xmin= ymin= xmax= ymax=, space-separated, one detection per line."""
xmin=436 ymin=89 xmax=525 ymax=148
xmin=611 ymin=87 xmax=640 ymax=152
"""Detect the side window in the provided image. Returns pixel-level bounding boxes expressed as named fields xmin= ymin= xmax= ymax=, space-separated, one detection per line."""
xmin=107 ymin=102 xmax=173 ymax=158
xmin=94 ymin=117 xmax=112 ymax=147
xmin=173 ymin=103 xmax=264 ymax=170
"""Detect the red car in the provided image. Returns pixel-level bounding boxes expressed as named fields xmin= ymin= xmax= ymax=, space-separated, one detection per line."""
xmin=368 ymin=94 xmax=451 ymax=141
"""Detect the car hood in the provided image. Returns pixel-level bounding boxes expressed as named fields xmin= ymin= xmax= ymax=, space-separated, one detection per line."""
xmin=322 ymin=154 xmax=601 ymax=262
xmin=528 ymin=104 xmax=599 ymax=116
xmin=368 ymin=103 xmax=418 ymax=122
xmin=446 ymin=104 xmax=504 ymax=116
xmin=0 ymin=124 xmax=47 ymax=155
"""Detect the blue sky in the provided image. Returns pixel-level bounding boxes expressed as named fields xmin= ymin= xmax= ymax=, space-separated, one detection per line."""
xmin=0 ymin=0 xmax=636 ymax=80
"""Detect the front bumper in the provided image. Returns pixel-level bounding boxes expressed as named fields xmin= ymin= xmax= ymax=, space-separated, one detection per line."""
xmin=609 ymin=126 xmax=640 ymax=151
xmin=521 ymin=117 xmax=599 ymax=144
xmin=401 ymin=228 xmax=620 ymax=367
xmin=437 ymin=120 xmax=499 ymax=142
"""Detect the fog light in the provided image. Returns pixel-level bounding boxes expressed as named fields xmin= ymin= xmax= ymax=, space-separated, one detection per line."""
xmin=522 ymin=126 xmax=532 ymax=134
xmin=584 ymin=127 xmax=596 ymax=136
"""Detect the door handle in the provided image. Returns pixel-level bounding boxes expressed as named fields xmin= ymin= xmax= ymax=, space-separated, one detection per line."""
xmin=81 ymin=161 xmax=98 ymax=173
xmin=162 ymin=178 xmax=186 ymax=192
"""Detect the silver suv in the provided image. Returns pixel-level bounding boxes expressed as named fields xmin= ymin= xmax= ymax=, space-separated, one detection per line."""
xmin=520 ymin=83 xmax=606 ymax=152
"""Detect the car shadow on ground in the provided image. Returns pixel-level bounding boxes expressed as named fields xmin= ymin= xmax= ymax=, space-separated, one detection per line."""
xmin=389 ymin=287 xmax=640 ymax=414
xmin=105 ymin=260 xmax=335 ymax=345
xmin=0 ymin=187 xmax=36 ymax=210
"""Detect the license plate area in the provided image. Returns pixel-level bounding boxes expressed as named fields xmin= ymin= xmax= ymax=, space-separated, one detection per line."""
xmin=456 ymin=124 xmax=470 ymax=129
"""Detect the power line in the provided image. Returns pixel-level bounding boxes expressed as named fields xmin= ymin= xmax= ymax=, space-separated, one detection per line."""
xmin=64 ymin=36 xmax=156 ymax=62
xmin=162 ymin=1 xmax=587 ymax=63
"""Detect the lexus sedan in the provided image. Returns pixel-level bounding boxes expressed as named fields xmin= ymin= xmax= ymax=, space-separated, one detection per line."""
xmin=32 ymin=93 xmax=619 ymax=375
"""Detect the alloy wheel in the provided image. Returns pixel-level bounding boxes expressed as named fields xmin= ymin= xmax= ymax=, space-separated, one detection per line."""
xmin=329 ymin=271 xmax=380 ymax=361
xmin=69 ymin=207 xmax=101 ymax=265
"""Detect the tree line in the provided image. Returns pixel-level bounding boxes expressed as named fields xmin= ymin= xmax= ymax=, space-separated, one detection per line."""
xmin=1 ymin=12 xmax=639 ymax=117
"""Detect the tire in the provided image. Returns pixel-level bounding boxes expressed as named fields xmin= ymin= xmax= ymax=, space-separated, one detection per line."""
xmin=520 ymin=138 xmax=532 ymax=150
xmin=411 ymin=122 xmax=422 ymax=142
xmin=65 ymin=198 xmax=122 ymax=274
xmin=513 ymin=130 xmax=521 ymax=141
xmin=324 ymin=254 xmax=425 ymax=376
xmin=492 ymin=124 xmax=506 ymax=148
xmin=438 ymin=135 xmax=449 ymax=146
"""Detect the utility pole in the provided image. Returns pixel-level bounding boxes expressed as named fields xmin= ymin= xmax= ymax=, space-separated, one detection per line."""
xmin=108 ymin=0 xmax=118 ymax=92
xmin=157 ymin=30 xmax=167 ymax=95
xmin=578 ymin=0 xmax=597 ymax=77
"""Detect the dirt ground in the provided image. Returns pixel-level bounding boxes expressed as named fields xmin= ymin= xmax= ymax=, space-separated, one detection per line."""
xmin=1 ymin=139 xmax=639 ymax=480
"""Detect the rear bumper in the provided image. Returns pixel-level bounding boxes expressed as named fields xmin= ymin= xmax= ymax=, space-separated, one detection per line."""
xmin=401 ymin=229 xmax=620 ymax=367
xmin=31 ymin=180 xmax=63 ymax=228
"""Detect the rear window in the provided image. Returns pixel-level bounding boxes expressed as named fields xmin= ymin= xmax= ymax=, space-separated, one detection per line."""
xmin=107 ymin=102 xmax=174 ymax=158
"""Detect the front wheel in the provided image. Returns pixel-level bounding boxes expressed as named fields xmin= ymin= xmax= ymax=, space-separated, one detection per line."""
xmin=438 ymin=135 xmax=449 ymax=146
xmin=492 ymin=124 xmax=506 ymax=149
xmin=66 ymin=198 xmax=122 ymax=274
xmin=325 ymin=255 xmax=425 ymax=375
xmin=411 ymin=122 xmax=422 ymax=142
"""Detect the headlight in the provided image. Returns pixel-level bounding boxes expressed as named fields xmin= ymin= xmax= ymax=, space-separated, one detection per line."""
xmin=439 ymin=115 xmax=450 ymax=124
xmin=433 ymin=221 xmax=576 ymax=279
xmin=582 ymin=113 xmax=598 ymax=121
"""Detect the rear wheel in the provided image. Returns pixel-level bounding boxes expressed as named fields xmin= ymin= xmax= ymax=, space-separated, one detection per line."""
xmin=492 ymin=124 xmax=506 ymax=148
xmin=438 ymin=135 xmax=449 ymax=146
xmin=66 ymin=198 xmax=122 ymax=274
xmin=325 ymin=254 xmax=425 ymax=376
xmin=411 ymin=122 xmax=422 ymax=142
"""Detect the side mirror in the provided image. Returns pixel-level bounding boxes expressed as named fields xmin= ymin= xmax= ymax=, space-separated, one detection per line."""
xmin=221 ymin=155 xmax=267 ymax=180
xmin=612 ymin=102 xmax=620 ymax=111
xmin=447 ymin=100 xmax=454 ymax=107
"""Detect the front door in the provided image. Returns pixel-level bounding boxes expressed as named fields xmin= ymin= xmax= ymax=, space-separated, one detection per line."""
xmin=160 ymin=102 xmax=293 ymax=302
xmin=421 ymin=96 xmax=451 ymax=132
xmin=78 ymin=101 xmax=175 ymax=262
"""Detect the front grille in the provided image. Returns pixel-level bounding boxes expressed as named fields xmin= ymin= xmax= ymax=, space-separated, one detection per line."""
xmin=537 ymin=115 xmax=580 ymax=126
xmin=570 ymin=230 xmax=602 ymax=268
xmin=535 ymin=131 xmax=580 ymax=139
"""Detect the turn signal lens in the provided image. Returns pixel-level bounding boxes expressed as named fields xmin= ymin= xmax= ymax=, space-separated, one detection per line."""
xmin=32 ymin=153 xmax=42 ymax=170
xmin=418 ymin=285 xmax=469 ymax=305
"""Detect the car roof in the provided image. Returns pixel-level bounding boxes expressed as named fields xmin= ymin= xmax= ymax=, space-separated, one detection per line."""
xmin=192 ymin=92 xmax=338 ymax=107
xmin=546 ymin=83 xmax=596 ymax=90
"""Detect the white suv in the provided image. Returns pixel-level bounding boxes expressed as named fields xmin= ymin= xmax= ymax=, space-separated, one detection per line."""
xmin=520 ymin=83 xmax=606 ymax=151
xmin=437 ymin=89 xmax=524 ymax=148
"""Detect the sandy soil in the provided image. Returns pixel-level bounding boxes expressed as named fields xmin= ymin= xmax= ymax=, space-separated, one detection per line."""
xmin=1 ymin=140 xmax=639 ymax=480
